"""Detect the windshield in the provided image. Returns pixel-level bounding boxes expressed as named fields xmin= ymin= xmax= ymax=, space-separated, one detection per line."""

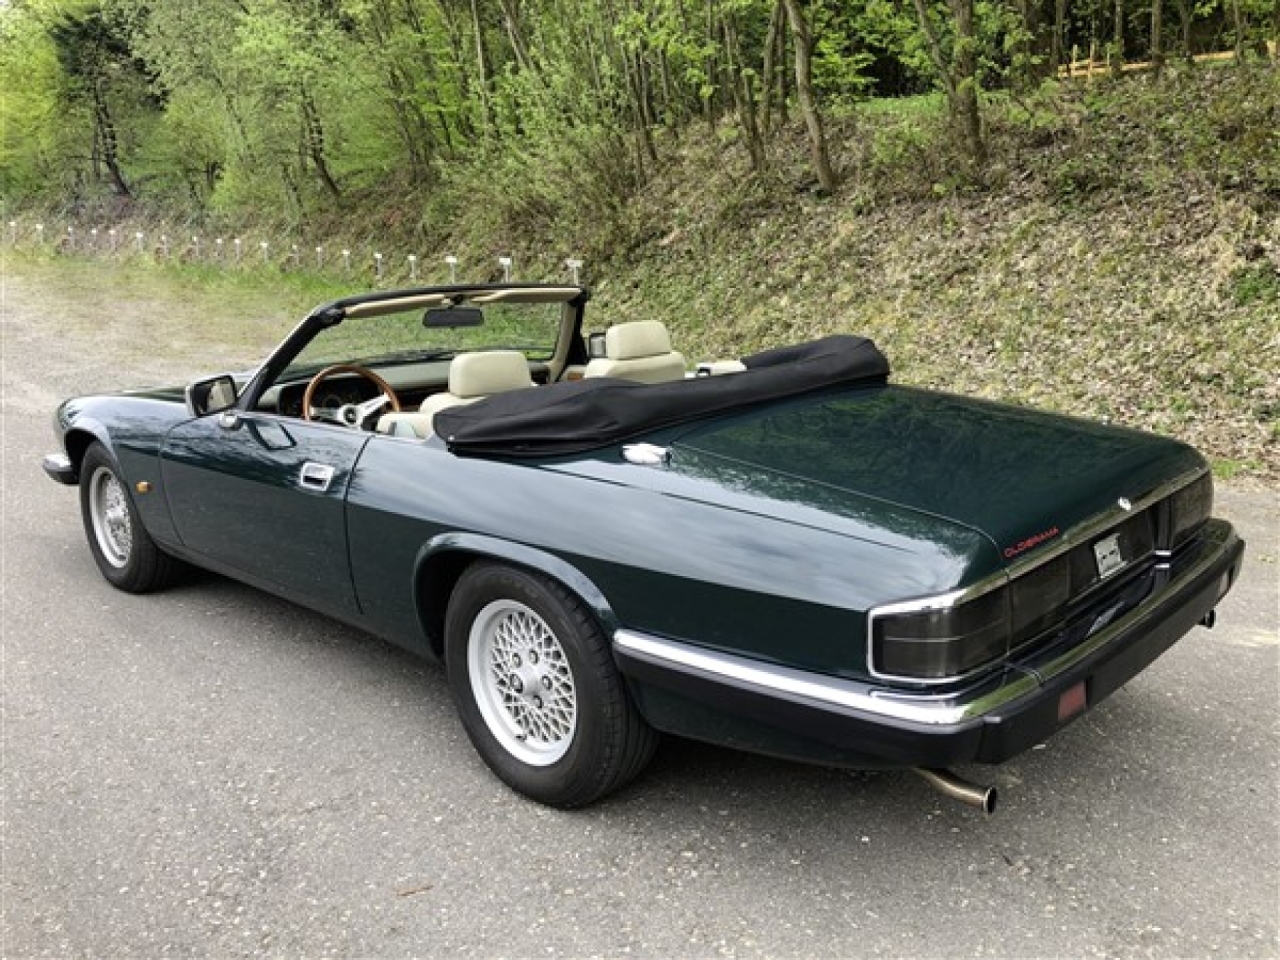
xmin=282 ymin=299 xmax=565 ymax=381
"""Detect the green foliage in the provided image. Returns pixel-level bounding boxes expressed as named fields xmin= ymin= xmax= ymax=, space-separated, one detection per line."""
xmin=2 ymin=0 xmax=1276 ymax=234
xmin=1226 ymin=264 xmax=1280 ymax=306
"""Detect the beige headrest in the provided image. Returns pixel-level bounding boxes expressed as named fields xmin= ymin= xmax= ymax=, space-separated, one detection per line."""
xmin=605 ymin=321 xmax=673 ymax=361
xmin=448 ymin=351 xmax=534 ymax=398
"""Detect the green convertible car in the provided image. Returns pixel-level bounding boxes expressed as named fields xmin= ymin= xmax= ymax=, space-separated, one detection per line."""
xmin=44 ymin=283 xmax=1245 ymax=812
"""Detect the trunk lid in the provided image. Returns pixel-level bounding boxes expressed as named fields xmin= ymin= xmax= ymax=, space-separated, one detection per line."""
xmin=672 ymin=384 xmax=1204 ymax=565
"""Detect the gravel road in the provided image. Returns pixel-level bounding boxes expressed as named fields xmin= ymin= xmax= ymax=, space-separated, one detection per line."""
xmin=3 ymin=259 xmax=1278 ymax=958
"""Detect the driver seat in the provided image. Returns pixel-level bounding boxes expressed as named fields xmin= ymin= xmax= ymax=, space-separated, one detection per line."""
xmin=377 ymin=351 xmax=534 ymax=439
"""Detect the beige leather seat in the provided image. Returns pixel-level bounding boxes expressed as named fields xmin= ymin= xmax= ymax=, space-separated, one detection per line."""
xmin=583 ymin=321 xmax=686 ymax=383
xmin=378 ymin=350 xmax=534 ymax=439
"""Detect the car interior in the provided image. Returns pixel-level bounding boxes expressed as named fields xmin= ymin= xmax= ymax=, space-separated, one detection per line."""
xmin=249 ymin=286 xmax=748 ymax=440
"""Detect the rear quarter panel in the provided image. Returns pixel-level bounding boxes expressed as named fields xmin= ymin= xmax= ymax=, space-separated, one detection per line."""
xmin=345 ymin=437 xmax=999 ymax=677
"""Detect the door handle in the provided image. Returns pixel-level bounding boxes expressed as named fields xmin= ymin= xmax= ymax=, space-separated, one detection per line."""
xmin=299 ymin=462 xmax=336 ymax=492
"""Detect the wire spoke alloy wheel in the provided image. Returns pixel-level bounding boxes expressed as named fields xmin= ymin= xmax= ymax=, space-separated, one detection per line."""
xmin=88 ymin=466 xmax=133 ymax=569
xmin=468 ymin=599 xmax=578 ymax=766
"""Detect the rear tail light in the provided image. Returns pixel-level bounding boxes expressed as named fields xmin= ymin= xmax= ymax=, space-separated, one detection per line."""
xmin=1167 ymin=473 xmax=1213 ymax=551
xmin=870 ymin=588 xmax=1009 ymax=682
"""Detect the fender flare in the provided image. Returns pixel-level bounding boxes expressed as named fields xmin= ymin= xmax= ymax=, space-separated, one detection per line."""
xmin=62 ymin=418 xmax=116 ymax=471
xmin=412 ymin=532 xmax=621 ymax=656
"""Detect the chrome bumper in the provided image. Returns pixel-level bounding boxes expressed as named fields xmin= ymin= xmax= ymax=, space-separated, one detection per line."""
xmin=42 ymin=453 xmax=78 ymax=485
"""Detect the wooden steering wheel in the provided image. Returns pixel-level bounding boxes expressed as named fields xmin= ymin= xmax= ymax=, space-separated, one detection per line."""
xmin=302 ymin=363 xmax=402 ymax=428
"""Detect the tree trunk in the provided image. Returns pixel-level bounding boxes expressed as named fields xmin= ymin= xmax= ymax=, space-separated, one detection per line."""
xmin=1050 ymin=0 xmax=1068 ymax=73
xmin=911 ymin=0 xmax=959 ymax=102
xmin=469 ymin=0 xmax=495 ymax=135
xmin=1011 ymin=0 xmax=1036 ymax=86
xmin=1110 ymin=0 xmax=1124 ymax=77
xmin=1273 ymin=1 xmax=1279 ymax=61
xmin=720 ymin=13 xmax=766 ymax=175
xmin=1173 ymin=0 xmax=1193 ymax=61
xmin=631 ymin=48 xmax=659 ymax=164
xmin=92 ymin=84 xmax=130 ymax=197
xmin=912 ymin=0 xmax=985 ymax=170
xmin=1151 ymin=0 xmax=1164 ymax=74
xmin=781 ymin=0 xmax=837 ymax=192
xmin=301 ymin=89 xmax=341 ymax=198
xmin=497 ymin=0 xmax=533 ymax=72
xmin=760 ymin=0 xmax=785 ymax=135
xmin=949 ymin=0 xmax=986 ymax=169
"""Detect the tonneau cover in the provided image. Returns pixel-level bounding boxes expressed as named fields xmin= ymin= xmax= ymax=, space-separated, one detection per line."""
xmin=434 ymin=334 xmax=890 ymax=457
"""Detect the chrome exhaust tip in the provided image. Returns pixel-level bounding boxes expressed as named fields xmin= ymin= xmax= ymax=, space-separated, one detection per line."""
xmin=915 ymin=768 xmax=998 ymax=815
xmin=1200 ymin=609 xmax=1217 ymax=629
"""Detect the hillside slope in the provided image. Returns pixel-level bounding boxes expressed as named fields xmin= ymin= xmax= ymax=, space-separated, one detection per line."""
xmin=585 ymin=71 xmax=1279 ymax=480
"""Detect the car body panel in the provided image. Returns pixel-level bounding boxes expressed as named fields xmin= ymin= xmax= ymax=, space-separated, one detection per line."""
xmin=160 ymin=413 xmax=371 ymax=619
xmin=675 ymin=385 xmax=1206 ymax=567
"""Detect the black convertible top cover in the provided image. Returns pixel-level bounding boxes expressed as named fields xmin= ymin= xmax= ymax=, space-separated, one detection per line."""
xmin=434 ymin=334 xmax=890 ymax=457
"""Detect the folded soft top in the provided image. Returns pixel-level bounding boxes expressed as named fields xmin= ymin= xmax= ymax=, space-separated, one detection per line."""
xmin=433 ymin=334 xmax=891 ymax=457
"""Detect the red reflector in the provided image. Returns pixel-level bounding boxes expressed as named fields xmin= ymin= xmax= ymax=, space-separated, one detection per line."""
xmin=1058 ymin=681 xmax=1087 ymax=722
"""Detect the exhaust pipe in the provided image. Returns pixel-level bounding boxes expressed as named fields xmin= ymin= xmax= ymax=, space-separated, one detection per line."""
xmin=1200 ymin=609 xmax=1216 ymax=629
xmin=915 ymin=768 xmax=998 ymax=815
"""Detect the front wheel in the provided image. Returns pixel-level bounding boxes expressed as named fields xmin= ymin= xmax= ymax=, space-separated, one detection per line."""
xmin=79 ymin=443 xmax=178 ymax=593
xmin=445 ymin=563 xmax=658 ymax=807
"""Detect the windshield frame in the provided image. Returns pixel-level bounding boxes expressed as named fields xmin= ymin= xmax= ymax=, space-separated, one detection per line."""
xmin=236 ymin=283 xmax=589 ymax=414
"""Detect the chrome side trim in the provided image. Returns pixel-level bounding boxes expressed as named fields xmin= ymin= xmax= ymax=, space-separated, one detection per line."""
xmin=614 ymin=630 xmax=990 ymax=725
xmin=615 ymin=517 xmax=1237 ymax=728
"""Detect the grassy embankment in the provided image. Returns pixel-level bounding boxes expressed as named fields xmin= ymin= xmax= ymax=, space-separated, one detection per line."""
xmin=8 ymin=67 xmax=1279 ymax=480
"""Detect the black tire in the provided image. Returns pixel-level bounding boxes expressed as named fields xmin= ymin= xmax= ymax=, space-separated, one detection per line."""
xmin=445 ymin=562 xmax=658 ymax=808
xmin=78 ymin=442 xmax=178 ymax=593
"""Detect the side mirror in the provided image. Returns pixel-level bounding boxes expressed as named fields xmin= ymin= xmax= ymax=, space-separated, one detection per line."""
xmin=185 ymin=374 xmax=239 ymax=417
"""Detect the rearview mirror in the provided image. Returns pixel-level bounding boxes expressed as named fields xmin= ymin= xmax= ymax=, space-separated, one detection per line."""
xmin=424 ymin=305 xmax=484 ymax=328
xmin=186 ymin=374 xmax=239 ymax=417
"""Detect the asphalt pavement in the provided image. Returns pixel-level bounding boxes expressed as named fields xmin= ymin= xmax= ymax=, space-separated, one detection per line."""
xmin=2 ymin=267 xmax=1278 ymax=957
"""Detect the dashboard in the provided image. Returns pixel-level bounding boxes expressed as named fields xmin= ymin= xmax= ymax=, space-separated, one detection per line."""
xmin=259 ymin=359 xmax=553 ymax=421
xmin=274 ymin=376 xmax=381 ymax=419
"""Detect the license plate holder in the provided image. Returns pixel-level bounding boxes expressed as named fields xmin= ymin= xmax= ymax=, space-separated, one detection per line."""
xmin=1093 ymin=532 xmax=1123 ymax=578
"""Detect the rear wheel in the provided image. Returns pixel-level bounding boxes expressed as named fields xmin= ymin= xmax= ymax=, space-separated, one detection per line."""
xmin=445 ymin=562 xmax=658 ymax=807
xmin=79 ymin=443 xmax=178 ymax=593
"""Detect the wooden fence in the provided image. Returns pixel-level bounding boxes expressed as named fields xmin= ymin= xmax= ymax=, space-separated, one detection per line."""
xmin=1059 ymin=40 xmax=1278 ymax=79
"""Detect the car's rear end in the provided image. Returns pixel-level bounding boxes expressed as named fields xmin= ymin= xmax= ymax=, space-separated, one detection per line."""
xmin=607 ymin=383 xmax=1244 ymax=778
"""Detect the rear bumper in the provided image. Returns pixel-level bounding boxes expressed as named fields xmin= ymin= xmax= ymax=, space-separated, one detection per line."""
xmin=614 ymin=519 xmax=1244 ymax=768
xmin=43 ymin=453 xmax=78 ymax=485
